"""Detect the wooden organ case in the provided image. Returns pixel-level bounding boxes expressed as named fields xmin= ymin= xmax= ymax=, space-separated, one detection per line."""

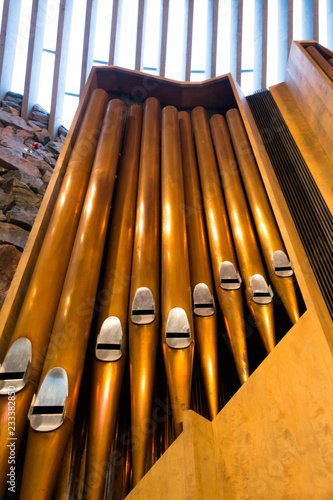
xmin=0 ymin=41 xmax=332 ymax=499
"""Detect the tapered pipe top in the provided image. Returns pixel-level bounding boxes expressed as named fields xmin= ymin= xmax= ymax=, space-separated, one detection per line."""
xmin=161 ymin=105 xmax=194 ymax=436
xmin=191 ymin=106 xmax=249 ymax=385
xmin=129 ymin=98 xmax=161 ymax=487
xmin=1 ymin=88 xmax=109 ymax=389
xmin=191 ymin=107 xmax=239 ymax=290
xmin=226 ymin=108 xmax=299 ymax=324
xmin=129 ymin=97 xmax=161 ymax=308
xmin=36 ymin=99 xmax=126 ymax=418
xmin=161 ymin=106 xmax=193 ymax=341
xmin=19 ymin=99 xmax=125 ymax=500
xmin=0 ymin=89 xmax=109 ymax=499
xmin=85 ymin=105 xmax=142 ymax=500
xmin=96 ymin=104 xmax=143 ymax=339
xmin=178 ymin=110 xmax=219 ymax=419
xmin=210 ymin=113 xmax=275 ymax=354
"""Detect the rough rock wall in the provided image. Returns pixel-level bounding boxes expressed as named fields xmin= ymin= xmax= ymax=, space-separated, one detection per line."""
xmin=0 ymin=92 xmax=67 ymax=309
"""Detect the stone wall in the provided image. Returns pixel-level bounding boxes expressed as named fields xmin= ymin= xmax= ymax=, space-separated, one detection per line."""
xmin=0 ymin=92 xmax=67 ymax=309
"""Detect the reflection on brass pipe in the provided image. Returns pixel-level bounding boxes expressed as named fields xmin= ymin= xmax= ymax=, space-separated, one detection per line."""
xmin=226 ymin=109 xmax=299 ymax=324
xmin=0 ymin=89 xmax=108 ymax=498
xmin=52 ymin=432 xmax=73 ymax=500
xmin=191 ymin=107 xmax=249 ymax=385
xmin=178 ymin=111 xmax=219 ymax=419
xmin=85 ymin=104 xmax=142 ymax=500
xmin=129 ymin=97 xmax=161 ymax=486
xmin=19 ymin=99 xmax=125 ymax=500
xmin=210 ymin=113 xmax=275 ymax=354
xmin=161 ymin=106 xmax=194 ymax=437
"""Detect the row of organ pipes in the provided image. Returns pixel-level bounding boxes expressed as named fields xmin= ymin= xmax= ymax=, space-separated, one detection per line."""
xmin=0 ymin=89 xmax=300 ymax=499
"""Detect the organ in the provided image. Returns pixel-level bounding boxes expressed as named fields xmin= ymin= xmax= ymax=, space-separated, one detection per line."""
xmin=0 ymin=40 xmax=332 ymax=499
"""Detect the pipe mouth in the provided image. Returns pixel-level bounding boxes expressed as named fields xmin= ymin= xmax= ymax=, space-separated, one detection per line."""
xmin=219 ymin=261 xmax=242 ymax=290
xmin=28 ymin=367 xmax=68 ymax=432
xmin=193 ymin=283 xmax=215 ymax=316
xmin=95 ymin=316 xmax=124 ymax=361
xmin=250 ymin=274 xmax=273 ymax=304
xmin=272 ymin=250 xmax=294 ymax=277
xmin=131 ymin=287 xmax=155 ymax=324
xmin=0 ymin=338 xmax=32 ymax=394
xmin=165 ymin=307 xmax=192 ymax=349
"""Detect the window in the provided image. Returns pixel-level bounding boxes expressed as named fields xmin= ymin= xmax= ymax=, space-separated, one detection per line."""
xmin=37 ymin=0 xmax=60 ymax=113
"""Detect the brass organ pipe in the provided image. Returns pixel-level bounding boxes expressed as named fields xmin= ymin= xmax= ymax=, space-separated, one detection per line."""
xmin=210 ymin=113 xmax=275 ymax=354
xmin=161 ymin=105 xmax=194 ymax=437
xmin=85 ymin=104 xmax=142 ymax=500
xmin=226 ymin=109 xmax=300 ymax=324
xmin=128 ymin=97 xmax=161 ymax=486
xmin=53 ymin=433 xmax=73 ymax=500
xmin=191 ymin=106 xmax=249 ymax=385
xmin=178 ymin=110 xmax=219 ymax=419
xmin=0 ymin=89 xmax=108 ymax=498
xmin=19 ymin=99 xmax=125 ymax=500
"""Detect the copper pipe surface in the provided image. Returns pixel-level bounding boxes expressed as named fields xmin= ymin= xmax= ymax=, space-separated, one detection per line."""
xmin=128 ymin=97 xmax=161 ymax=486
xmin=191 ymin=106 xmax=249 ymax=384
xmin=226 ymin=108 xmax=299 ymax=324
xmin=178 ymin=110 xmax=219 ymax=419
xmin=161 ymin=105 xmax=194 ymax=437
xmin=19 ymin=99 xmax=125 ymax=500
xmin=85 ymin=104 xmax=142 ymax=500
xmin=0 ymin=89 xmax=108 ymax=498
xmin=52 ymin=433 xmax=73 ymax=500
xmin=210 ymin=113 xmax=275 ymax=354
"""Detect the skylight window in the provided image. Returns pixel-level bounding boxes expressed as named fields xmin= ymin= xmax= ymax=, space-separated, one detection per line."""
xmin=65 ymin=0 xmax=87 ymax=96
xmin=267 ymin=0 xmax=278 ymax=87
xmin=116 ymin=0 xmax=139 ymax=70
xmin=191 ymin=0 xmax=208 ymax=81
xmin=141 ymin=0 xmax=162 ymax=75
xmin=93 ymin=0 xmax=114 ymax=65
xmin=37 ymin=0 xmax=60 ymax=113
xmin=165 ymin=0 xmax=186 ymax=81
xmin=216 ymin=0 xmax=231 ymax=77
xmin=11 ymin=0 xmax=33 ymax=95
xmin=241 ymin=0 xmax=254 ymax=95
xmin=293 ymin=0 xmax=302 ymax=40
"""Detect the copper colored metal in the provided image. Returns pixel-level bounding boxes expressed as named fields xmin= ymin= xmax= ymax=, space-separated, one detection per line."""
xmin=161 ymin=105 xmax=194 ymax=437
xmin=191 ymin=106 xmax=249 ymax=384
xmin=128 ymin=97 xmax=161 ymax=486
xmin=0 ymin=88 xmax=108 ymax=498
xmin=178 ymin=110 xmax=219 ymax=419
xmin=53 ymin=432 xmax=73 ymax=500
xmin=85 ymin=104 xmax=142 ymax=500
xmin=19 ymin=99 xmax=125 ymax=500
xmin=210 ymin=113 xmax=275 ymax=354
xmin=226 ymin=108 xmax=300 ymax=324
